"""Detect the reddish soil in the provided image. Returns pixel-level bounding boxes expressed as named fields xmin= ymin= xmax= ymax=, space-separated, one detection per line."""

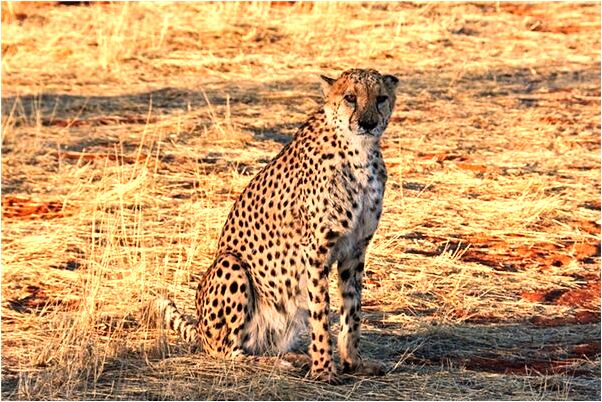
xmin=529 ymin=311 xmax=601 ymax=327
xmin=405 ymin=231 xmax=600 ymax=328
xmin=414 ymin=152 xmax=489 ymax=173
xmin=454 ymin=162 xmax=488 ymax=173
xmin=2 ymin=195 xmax=67 ymax=219
xmin=406 ymin=232 xmax=600 ymax=272
xmin=407 ymin=340 xmax=600 ymax=377
xmin=5 ymin=284 xmax=79 ymax=315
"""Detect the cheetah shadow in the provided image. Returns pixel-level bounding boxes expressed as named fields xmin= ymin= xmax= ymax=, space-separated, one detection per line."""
xmin=0 ymin=304 xmax=598 ymax=400
xmin=145 ymin=307 xmax=599 ymax=380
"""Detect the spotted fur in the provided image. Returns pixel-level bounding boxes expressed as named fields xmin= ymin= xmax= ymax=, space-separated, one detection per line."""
xmin=155 ymin=68 xmax=398 ymax=383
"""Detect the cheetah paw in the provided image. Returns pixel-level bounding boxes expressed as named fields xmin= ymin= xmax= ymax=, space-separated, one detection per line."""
xmin=310 ymin=369 xmax=343 ymax=385
xmin=342 ymin=359 xmax=386 ymax=376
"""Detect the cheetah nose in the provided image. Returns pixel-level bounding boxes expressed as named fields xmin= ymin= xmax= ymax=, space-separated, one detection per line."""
xmin=359 ymin=119 xmax=378 ymax=131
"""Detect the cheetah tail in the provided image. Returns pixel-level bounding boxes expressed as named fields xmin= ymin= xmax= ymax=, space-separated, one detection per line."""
xmin=152 ymin=298 xmax=199 ymax=345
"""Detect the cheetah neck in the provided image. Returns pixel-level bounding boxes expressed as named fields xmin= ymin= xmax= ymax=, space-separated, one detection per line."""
xmin=330 ymin=119 xmax=381 ymax=168
xmin=296 ymin=109 xmax=382 ymax=168
xmin=346 ymin=133 xmax=381 ymax=167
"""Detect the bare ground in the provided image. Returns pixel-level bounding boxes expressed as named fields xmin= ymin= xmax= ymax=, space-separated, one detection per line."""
xmin=1 ymin=2 xmax=600 ymax=400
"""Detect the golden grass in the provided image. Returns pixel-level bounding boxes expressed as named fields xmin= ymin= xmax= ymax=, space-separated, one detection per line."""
xmin=1 ymin=1 xmax=600 ymax=400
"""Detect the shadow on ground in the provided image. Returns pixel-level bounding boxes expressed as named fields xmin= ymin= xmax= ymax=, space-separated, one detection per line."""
xmin=1 ymin=316 xmax=598 ymax=400
xmin=2 ymin=62 xmax=599 ymax=143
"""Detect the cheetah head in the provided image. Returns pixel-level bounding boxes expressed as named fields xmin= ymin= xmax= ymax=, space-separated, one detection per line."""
xmin=320 ymin=68 xmax=399 ymax=139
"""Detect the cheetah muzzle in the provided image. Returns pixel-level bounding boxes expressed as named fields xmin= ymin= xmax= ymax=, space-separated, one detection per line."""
xmin=153 ymin=68 xmax=399 ymax=384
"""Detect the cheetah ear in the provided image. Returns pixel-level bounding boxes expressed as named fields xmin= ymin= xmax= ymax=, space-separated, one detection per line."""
xmin=319 ymin=75 xmax=336 ymax=96
xmin=383 ymin=74 xmax=399 ymax=89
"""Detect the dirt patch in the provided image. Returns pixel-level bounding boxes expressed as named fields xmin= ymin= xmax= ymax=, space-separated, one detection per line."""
xmin=522 ymin=279 xmax=601 ymax=308
xmin=529 ymin=311 xmax=601 ymax=327
xmin=2 ymin=195 xmax=69 ymax=219
xmin=404 ymin=332 xmax=600 ymax=377
xmin=5 ymin=284 xmax=79 ymax=315
xmin=405 ymin=232 xmax=600 ymax=272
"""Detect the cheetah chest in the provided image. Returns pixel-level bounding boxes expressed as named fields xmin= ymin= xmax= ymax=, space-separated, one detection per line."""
xmin=334 ymin=159 xmax=386 ymax=260
xmin=356 ymin=164 xmax=385 ymax=240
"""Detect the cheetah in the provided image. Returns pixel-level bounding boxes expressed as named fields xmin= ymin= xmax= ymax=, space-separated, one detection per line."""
xmin=154 ymin=68 xmax=398 ymax=383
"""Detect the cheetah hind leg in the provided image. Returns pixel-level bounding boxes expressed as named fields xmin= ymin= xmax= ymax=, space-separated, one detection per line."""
xmin=196 ymin=253 xmax=256 ymax=359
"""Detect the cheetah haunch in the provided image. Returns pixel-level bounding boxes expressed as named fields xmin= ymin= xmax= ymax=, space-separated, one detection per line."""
xmin=155 ymin=68 xmax=398 ymax=383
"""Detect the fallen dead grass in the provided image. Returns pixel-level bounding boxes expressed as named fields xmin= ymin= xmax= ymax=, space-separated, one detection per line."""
xmin=1 ymin=1 xmax=600 ymax=400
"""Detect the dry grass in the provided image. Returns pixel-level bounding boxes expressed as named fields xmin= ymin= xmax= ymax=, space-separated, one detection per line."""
xmin=1 ymin=1 xmax=600 ymax=400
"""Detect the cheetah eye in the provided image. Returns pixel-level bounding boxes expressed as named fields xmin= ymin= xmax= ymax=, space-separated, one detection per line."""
xmin=377 ymin=95 xmax=388 ymax=104
xmin=344 ymin=94 xmax=357 ymax=104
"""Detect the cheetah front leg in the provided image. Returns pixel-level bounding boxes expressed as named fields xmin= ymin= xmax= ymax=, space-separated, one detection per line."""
xmin=304 ymin=244 xmax=340 ymax=384
xmin=337 ymin=243 xmax=385 ymax=376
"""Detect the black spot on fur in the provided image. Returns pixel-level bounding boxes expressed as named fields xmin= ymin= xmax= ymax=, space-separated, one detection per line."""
xmin=340 ymin=269 xmax=350 ymax=281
